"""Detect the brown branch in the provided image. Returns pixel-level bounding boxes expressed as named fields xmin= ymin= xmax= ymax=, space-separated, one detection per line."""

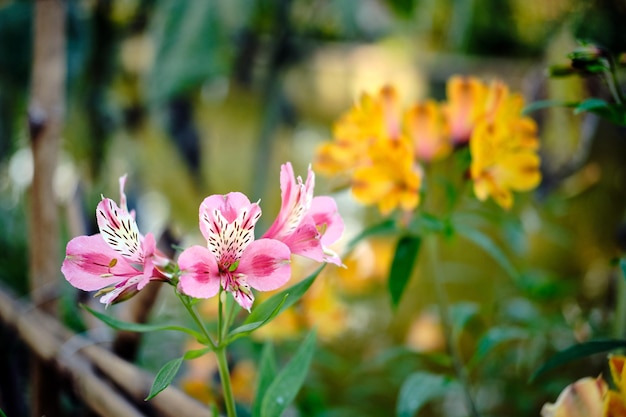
xmin=28 ymin=1 xmax=67 ymax=415
xmin=0 ymin=283 xmax=213 ymax=417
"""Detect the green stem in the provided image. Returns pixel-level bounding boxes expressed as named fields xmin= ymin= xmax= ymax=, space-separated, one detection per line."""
xmin=215 ymin=346 xmax=238 ymax=417
xmin=178 ymin=293 xmax=216 ymax=350
xmin=218 ymin=288 xmax=224 ymax=345
xmin=426 ymin=235 xmax=480 ymax=417
xmin=222 ymin=296 xmax=238 ymax=342
xmin=179 ymin=292 xmax=237 ymax=416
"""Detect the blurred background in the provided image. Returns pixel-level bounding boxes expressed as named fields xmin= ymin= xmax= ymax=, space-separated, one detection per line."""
xmin=1 ymin=0 xmax=626 ymax=416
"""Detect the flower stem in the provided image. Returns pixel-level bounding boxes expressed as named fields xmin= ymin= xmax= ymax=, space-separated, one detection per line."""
xmin=426 ymin=235 xmax=480 ymax=417
xmin=178 ymin=293 xmax=216 ymax=349
xmin=215 ymin=346 xmax=237 ymax=417
xmin=178 ymin=292 xmax=237 ymax=416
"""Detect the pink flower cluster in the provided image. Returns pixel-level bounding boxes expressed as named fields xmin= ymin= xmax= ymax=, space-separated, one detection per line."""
xmin=61 ymin=163 xmax=344 ymax=311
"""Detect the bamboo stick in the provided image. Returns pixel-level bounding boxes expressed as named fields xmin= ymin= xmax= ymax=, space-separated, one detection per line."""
xmin=0 ymin=283 xmax=213 ymax=417
xmin=28 ymin=0 xmax=66 ymax=413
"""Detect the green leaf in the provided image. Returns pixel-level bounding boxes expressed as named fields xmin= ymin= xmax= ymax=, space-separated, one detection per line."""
xmin=226 ymin=295 xmax=287 ymax=343
xmin=145 ymin=347 xmax=211 ymax=401
xmin=449 ymin=302 xmax=480 ymax=341
xmin=148 ymin=0 xmax=236 ymax=103
xmin=531 ymin=339 xmax=626 ymax=382
xmin=245 ymin=266 xmax=325 ymax=326
xmin=522 ymin=99 xmax=576 ymax=115
xmin=260 ymin=329 xmax=317 ymax=417
xmin=453 ymin=224 xmax=520 ymax=280
xmin=253 ymin=343 xmax=277 ymax=417
xmin=182 ymin=347 xmax=212 ymax=360
xmin=388 ymin=235 xmax=422 ymax=308
xmin=396 ymin=372 xmax=459 ymax=417
xmin=620 ymin=258 xmax=626 ymax=281
xmin=470 ymin=326 xmax=527 ymax=366
xmin=574 ymin=98 xmax=610 ymax=114
xmin=146 ymin=356 xmax=183 ymax=400
xmin=82 ymin=304 xmax=205 ymax=342
xmin=345 ymin=219 xmax=398 ymax=253
xmin=409 ymin=212 xmax=447 ymax=236
xmin=0 ymin=407 xmax=6 ymax=417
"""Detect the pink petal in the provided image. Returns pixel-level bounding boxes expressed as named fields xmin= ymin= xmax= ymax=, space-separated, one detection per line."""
xmin=62 ymin=234 xmax=140 ymax=291
xmin=99 ymin=275 xmax=142 ymax=306
xmin=237 ymin=239 xmax=291 ymax=291
xmin=199 ymin=192 xmax=262 ymax=261
xmin=118 ymin=174 xmax=129 ymax=213
xmin=263 ymin=162 xmax=314 ymax=241
xmin=309 ymin=196 xmax=344 ymax=247
xmin=178 ymin=246 xmax=221 ymax=298
xmin=281 ymin=220 xmax=325 ymax=262
xmin=96 ymin=197 xmax=144 ymax=263
xmin=229 ymin=279 xmax=255 ymax=311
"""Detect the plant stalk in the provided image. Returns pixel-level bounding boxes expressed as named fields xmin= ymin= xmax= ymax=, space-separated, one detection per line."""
xmin=215 ymin=346 xmax=237 ymax=417
xmin=426 ymin=235 xmax=481 ymax=417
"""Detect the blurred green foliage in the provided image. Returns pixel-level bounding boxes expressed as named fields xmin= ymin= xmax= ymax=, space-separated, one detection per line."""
xmin=1 ymin=0 xmax=626 ymax=416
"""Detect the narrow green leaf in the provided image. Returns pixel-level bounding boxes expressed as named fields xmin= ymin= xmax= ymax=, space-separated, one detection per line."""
xmin=245 ymin=266 xmax=324 ymax=326
xmin=531 ymin=339 xmax=626 ymax=382
xmin=82 ymin=304 xmax=205 ymax=342
xmin=345 ymin=219 xmax=398 ymax=253
xmin=574 ymin=98 xmax=610 ymax=114
xmin=522 ymin=99 xmax=576 ymax=115
xmin=260 ymin=329 xmax=317 ymax=417
xmin=454 ymin=224 xmax=519 ymax=279
xmin=0 ymin=407 xmax=7 ymax=417
xmin=396 ymin=372 xmax=459 ymax=417
xmin=145 ymin=356 xmax=184 ymax=400
xmin=620 ymin=258 xmax=626 ymax=281
xmin=572 ymin=99 xmax=626 ymax=125
xmin=409 ymin=212 xmax=447 ymax=235
xmin=470 ymin=326 xmax=527 ymax=366
xmin=227 ymin=295 xmax=287 ymax=343
xmin=450 ymin=302 xmax=480 ymax=341
xmin=183 ymin=347 xmax=212 ymax=360
xmin=253 ymin=343 xmax=277 ymax=417
xmin=388 ymin=236 xmax=422 ymax=308
xmin=145 ymin=347 xmax=211 ymax=401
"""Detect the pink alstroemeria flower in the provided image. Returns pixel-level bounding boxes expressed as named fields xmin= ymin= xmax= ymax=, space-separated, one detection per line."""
xmin=61 ymin=176 xmax=169 ymax=305
xmin=262 ymin=162 xmax=344 ymax=266
xmin=178 ymin=192 xmax=291 ymax=311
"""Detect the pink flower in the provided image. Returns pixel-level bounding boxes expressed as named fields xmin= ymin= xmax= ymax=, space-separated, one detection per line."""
xmin=61 ymin=176 xmax=169 ymax=305
xmin=178 ymin=192 xmax=291 ymax=311
xmin=263 ymin=163 xmax=344 ymax=266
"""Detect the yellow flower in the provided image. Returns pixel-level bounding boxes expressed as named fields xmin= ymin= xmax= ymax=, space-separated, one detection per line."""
xmin=605 ymin=355 xmax=626 ymax=416
xmin=351 ymin=139 xmax=422 ymax=215
xmin=541 ymin=376 xmax=607 ymax=417
xmin=314 ymin=85 xmax=403 ymax=176
xmin=470 ymin=119 xmax=541 ymax=210
xmin=403 ymin=100 xmax=452 ymax=162
xmin=442 ymin=75 xmax=488 ymax=145
xmin=541 ymin=355 xmax=626 ymax=417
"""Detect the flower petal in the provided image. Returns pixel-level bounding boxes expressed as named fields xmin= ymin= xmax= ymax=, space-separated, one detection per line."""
xmin=62 ymin=234 xmax=139 ymax=291
xmin=237 ymin=239 xmax=291 ymax=292
xmin=99 ymin=275 xmax=142 ymax=306
xmin=178 ymin=246 xmax=221 ymax=299
xmin=309 ymin=196 xmax=344 ymax=247
xmin=199 ymin=192 xmax=262 ymax=263
xmin=96 ymin=197 xmax=144 ymax=263
xmin=280 ymin=220 xmax=325 ymax=262
xmin=263 ymin=162 xmax=314 ymax=241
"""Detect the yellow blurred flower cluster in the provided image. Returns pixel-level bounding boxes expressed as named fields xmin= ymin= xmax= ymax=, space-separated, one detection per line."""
xmin=541 ymin=355 xmax=626 ymax=417
xmin=314 ymin=76 xmax=542 ymax=212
